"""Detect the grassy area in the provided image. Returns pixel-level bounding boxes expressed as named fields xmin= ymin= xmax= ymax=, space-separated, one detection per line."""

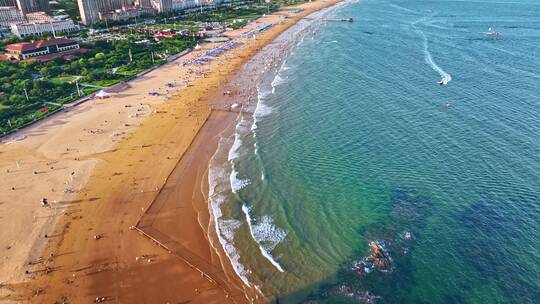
xmin=0 ymin=36 xmax=195 ymax=134
xmin=81 ymin=87 xmax=100 ymax=95
xmin=87 ymin=79 xmax=122 ymax=87
xmin=51 ymin=75 xmax=78 ymax=84
xmin=0 ymin=1 xmax=300 ymax=134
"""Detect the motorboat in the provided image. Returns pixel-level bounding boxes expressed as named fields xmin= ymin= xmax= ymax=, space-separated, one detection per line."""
xmin=482 ymin=27 xmax=500 ymax=36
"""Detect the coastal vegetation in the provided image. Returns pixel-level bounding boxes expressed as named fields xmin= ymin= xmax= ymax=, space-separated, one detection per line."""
xmin=0 ymin=36 xmax=196 ymax=134
xmin=0 ymin=0 xmax=310 ymax=134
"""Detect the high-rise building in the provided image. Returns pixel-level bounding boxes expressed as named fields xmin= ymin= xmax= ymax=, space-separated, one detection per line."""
xmin=136 ymin=0 xmax=152 ymax=8
xmin=77 ymin=0 xmax=131 ymax=24
xmin=0 ymin=6 xmax=24 ymax=26
xmin=15 ymin=0 xmax=50 ymax=14
xmin=153 ymin=0 xmax=171 ymax=13
xmin=77 ymin=0 xmax=100 ymax=25
xmin=0 ymin=0 xmax=17 ymax=7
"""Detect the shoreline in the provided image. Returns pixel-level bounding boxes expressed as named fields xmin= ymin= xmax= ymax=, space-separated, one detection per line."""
xmin=132 ymin=2 xmax=345 ymax=301
xmin=0 ymin=1 xmax=342 ymax=302
xmin=204 ymin=3 xmax=344 ymax=298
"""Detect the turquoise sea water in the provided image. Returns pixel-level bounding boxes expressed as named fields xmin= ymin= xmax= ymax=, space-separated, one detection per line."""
xmin=209 ymin=0 xmax=540 ymax=303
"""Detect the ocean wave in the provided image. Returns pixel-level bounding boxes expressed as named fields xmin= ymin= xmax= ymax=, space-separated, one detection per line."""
xmin=230 ymin=169 xmax=251 ymax=193
xmin=279 ymin=59 xmax=290 ymax=72
xmin=229 ymin=115 xmax=252 ymax=160
xmin=228 ymin=133 xmax=242 ymax=161
xmin=251 ymin=86 xmax=274 ymax=131
xmin=208 ymin=148 xmax=251 ymax=286
xmin=242 ymin=205 xmax=286 ymax=272
xmin=271 ymin=73 xmax=287 ymax=88
xmin=205 ymin=0 xmax=346 ymax=293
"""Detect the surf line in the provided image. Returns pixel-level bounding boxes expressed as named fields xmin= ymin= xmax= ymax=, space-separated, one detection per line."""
xmin=412 ymin=18 xmax=452 ymax=85
xmin=241 ymin=205 xmax=286 ymax=273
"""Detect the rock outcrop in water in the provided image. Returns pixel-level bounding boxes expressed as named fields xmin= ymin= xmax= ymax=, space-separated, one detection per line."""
xmin=353 ymin=241 xmax=393 ymax=275
xmin=302 ymin=189 xmax=434 ymax=303
xmin=368 ymin=242 xmax=392 ymax=271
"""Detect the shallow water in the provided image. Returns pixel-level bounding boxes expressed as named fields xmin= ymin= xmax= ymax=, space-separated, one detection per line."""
xmin=209 ymin=0 xmax=540 ymax=302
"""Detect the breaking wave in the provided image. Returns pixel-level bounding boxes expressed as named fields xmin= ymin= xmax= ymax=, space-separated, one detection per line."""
xmin=208 ymin=143 xmax=251 ymax=286
xmin=230 ymin=169 xmax=251 ymax=193
xmin=251 ymin=86 xmax=274 ymax=131
xmin=242 ymin=205 xmax=286 ymax=272
xmin=228 ymin=133 xmax=242 ymax=161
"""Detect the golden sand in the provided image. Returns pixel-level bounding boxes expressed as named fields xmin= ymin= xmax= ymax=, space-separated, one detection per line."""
xmin=0 ymin=1 xmax=341 ymax=302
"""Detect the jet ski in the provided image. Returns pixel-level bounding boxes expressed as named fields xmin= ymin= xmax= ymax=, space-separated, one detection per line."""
xmin=482 ymin=27 xmax=500 ymax=36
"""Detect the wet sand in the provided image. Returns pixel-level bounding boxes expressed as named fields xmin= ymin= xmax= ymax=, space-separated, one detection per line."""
xmin=0 ymin=1 xmax=342 ymax=303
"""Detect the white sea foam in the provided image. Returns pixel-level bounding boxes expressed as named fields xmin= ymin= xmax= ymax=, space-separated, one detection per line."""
xmin=229 ymin=115 xmax=251 ymax=160
xmin=228 ymin=133 xmax=242 ymax=161
xmin=205 ymin=0 xmax=348 ymax=293
xmin=251 ymin=86 xmax=274 ymax=132
xmin=230 ymin=169 xmax=251 ymax=193
xmin=271 ymin=73 xmax=286 ymax=88
xmin=241 ymin=205 xmax=286 ymax=272
xmin=254 ymin=87 xmax=274 ymax=118
xmin=253 ymin=101 xmax=274 ymax=118
xmin=208 ymin=148 xmax=251 ymax=286
xmin=252 ymin=215 xmax=287 ymax=251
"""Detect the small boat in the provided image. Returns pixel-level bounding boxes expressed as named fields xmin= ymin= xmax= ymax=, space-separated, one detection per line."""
xmin=437 ymin=79 xmax=447 ymax=86
xmin=482 ymin=27 xmax=500 ymax=36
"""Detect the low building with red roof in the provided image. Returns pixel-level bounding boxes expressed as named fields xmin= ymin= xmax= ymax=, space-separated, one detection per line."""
xmin=4 ymin=38 xmax=80 ymax=60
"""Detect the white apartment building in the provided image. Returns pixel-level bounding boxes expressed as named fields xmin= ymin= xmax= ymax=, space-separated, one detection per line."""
xmin=10 ymin=19 xmax=80 ymax=38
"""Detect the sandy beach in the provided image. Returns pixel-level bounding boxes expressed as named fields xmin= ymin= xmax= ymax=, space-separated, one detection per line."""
xmin=0 ymin=1 xmax=341 ymax=303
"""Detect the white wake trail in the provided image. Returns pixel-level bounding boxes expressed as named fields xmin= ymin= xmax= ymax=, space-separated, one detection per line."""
xmin=413 ymin=17 xmax=452 ymax=85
